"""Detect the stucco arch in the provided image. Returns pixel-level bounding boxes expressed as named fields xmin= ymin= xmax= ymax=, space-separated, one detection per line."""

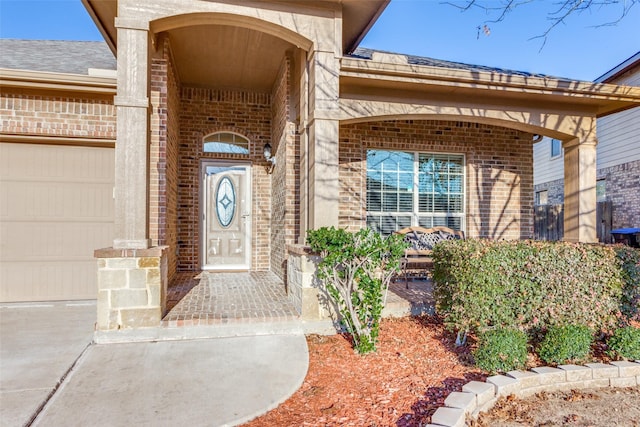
xmin=150 ymin=12 xmax=313 ymax=51
xmin=338 ymin=99 xmax=597 ymax=143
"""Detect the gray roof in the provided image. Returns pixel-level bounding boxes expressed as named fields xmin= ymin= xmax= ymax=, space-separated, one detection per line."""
xmin=0 ymin=39 xmax=115 ymax=75
xmin=0 ymin=40 xmax=561 ymax=80
xmin=351 ymin=47 xmax=559 ymax=79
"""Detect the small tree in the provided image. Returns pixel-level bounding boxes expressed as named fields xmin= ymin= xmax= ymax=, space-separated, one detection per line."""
xmin=307 ymin=227 xmax=407 ymax=354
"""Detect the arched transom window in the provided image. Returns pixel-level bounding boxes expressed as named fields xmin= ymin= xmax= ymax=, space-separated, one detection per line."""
xmin=203 ymin=132 xmax=250 ymax=155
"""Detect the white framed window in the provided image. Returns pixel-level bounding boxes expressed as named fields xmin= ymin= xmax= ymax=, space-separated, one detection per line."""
xmin=366 ymin=150 xmax=465 ymax=235
xmin=203 ymin=132 xmax=249 ymax=155
xmin=550 ymin=139 xmax=562 ymax=158
xmin=596 ymin=179 xmax=606 ymax=202
xmin=536 ymin=190 xmax=548 ymax=205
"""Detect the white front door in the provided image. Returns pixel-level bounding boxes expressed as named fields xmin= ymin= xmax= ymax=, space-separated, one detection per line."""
xmin=202 ymin=162 xmax=251 ymax=270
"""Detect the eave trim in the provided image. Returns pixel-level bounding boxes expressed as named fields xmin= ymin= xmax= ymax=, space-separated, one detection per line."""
xmin=0 ymin=68 xmax=116 ymax=95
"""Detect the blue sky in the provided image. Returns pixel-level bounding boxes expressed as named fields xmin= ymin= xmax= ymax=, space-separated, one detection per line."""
xmin=1 ymin=0 xmax=638 ymax=81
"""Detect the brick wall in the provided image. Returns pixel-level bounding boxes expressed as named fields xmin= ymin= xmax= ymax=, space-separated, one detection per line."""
xmin=339 ymin=120 xmax=534 ymax=240
xmin=534 ymin=159 xmax=640 ymax=229
xmin=600 ymin=159 xmax=640 ymax=229
xmin=149 ymin=37 xmax=180 ymax=280
xmin=534 ymin=178 xmax=564 ymax=205
xmin=178 ymin=87 xmax=272 ymax=271
xmin=270 ymin=56 xmax=300 ymax=280
xmin=0 ymin=89 xmax=115 ymax=139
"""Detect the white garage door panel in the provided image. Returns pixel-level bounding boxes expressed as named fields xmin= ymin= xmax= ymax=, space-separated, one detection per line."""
xmin=0 ymin=260 xmax=100 ymax=302
xmin=1 ymin=222 xmax=114 ymax=260
xmin=0 ymin=143 xmax=115 ymax=302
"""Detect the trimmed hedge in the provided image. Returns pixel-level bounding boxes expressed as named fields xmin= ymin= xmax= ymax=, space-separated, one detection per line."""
xmin=607 ymin=326 xmax=640 ymax=360
xmin=433 ymin=240 xmax=634 ymax=335
xmin=615 ymin=247 xmax=640 ymax=323
xmin=537 ymin=324 xmax=593 ymax=364
xmin=474 ymin=328 xmax=528 ymax=374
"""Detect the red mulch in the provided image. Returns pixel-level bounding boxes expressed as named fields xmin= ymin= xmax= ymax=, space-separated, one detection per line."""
xmin=245 ymin=316 xmax=486 ymax=427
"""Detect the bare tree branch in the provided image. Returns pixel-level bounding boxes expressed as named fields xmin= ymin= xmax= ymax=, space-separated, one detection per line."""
xmin=444 ymin=0 xmax=639 ymax=50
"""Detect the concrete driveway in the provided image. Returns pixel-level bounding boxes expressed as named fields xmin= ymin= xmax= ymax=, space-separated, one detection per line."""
xmin=0 ymin=301 xmax=95 ymax=427
xmin=0 ymin=301 xmax=309 ymax=427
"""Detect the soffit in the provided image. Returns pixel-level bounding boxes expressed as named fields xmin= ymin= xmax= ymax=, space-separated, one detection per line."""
xmin=82 ymin=0 xmax=388 ymax=55
xmin=167 ymin=25 xmax=294 ymax=90
xmin=340 ymin=0 xmax=389 ymax=54
xmin=82 ymin=0 xmax=117 ymax=54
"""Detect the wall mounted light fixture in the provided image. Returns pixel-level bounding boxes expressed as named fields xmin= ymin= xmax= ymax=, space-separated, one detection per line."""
xmin=263 ymin=143 xmax=276 ymax=174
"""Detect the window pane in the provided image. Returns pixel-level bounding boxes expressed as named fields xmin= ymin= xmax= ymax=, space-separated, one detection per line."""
xmin=432 ymin=217 xmax=447 ymax=227
xmin=551 ymin=139 xmax=562 ymax=157
xmin=366 ymin=191 xmax=381 ymax=211
xmin=418 ymin=217 xmax=433 ymax=228
xmin=366 ymin=215 xmax=380 ymax=233
xmin=419 ymin=194 xmax=433 ymax=212
xmin=380 ymin=217 xmax=397 ymax=235
xmin=398 ymin=172 xmax=413 ymax=192
xmin=398 ymin=193 xmax=413 ymax=212
xmin=433 ymin=195 xmax=449 ymax=212
xmin=596 ymin=180 xmax=606 ymax=202
xmin=382 ymin=192 xmax=398 ymax=212
xmin=448 ymin=195 xmax=463 ymax=212
xmin=448 ymin=161 xmax=464 ymax=174
xmin=367 ymin=150 xmax=464 ymax=233
xmin=448 ymin=176 xmax=463 ymax=193
xmin=366 ymin=172 xmax=382 ymax=190
xmin=367 ymin=150 xmax=412 ymax=171
xmin=382 ymin=172 xmax=398 ymax=190
xmin=447 ymin=217 xmax=462 ymax=229
xmin=204 ymin=132 xmax=249 ymax=154
xmin=396 ymin=216 xmax=412 ymax=229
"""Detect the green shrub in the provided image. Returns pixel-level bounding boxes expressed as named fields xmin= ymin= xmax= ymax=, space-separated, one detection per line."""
xmin=615 ymin=247 xmax=640 ymax=323
xmin=607 ymin=326 xmax=640 ymax=360
xmin=537 ymin=324 xmax=593 ymax=364
xmin=433 ymin=239 xmax=625 ymax=335
xmin=474 ymin=328 xmax=528 ymax=374
xmin=307 ymin=227 xmax=407 ymax=354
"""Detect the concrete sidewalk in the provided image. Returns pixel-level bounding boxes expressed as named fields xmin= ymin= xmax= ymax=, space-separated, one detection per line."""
xmin=1 ymin=302 xmax=309 ymax=427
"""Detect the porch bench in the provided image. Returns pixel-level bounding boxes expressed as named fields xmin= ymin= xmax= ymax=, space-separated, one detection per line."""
xmin=395 ymin=226 xmax=465 ymax=288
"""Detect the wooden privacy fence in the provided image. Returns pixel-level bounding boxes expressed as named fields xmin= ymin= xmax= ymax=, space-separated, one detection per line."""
xmin=534 ymin=201 xmax=613 ymax=243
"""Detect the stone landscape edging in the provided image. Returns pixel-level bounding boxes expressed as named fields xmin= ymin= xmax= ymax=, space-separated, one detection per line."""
xmin=426 ymin=360 xmax=640 ymax=427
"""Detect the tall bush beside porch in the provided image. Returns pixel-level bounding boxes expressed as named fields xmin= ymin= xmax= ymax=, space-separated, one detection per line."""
xmin=432 ymin=239 xmax=630 ymax=336
xmin=307 ymin=227 xmax=407 ymax=354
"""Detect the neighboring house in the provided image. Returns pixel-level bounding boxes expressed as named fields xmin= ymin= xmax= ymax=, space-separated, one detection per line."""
xmin=1 ymin=0 xmax=639 ymax=330
xmin=533 ymin=52 xmax=640 ymax=234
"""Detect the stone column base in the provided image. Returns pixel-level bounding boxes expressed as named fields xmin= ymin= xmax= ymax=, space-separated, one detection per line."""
xmin=94 ymin=246 xmax=168 ymax=330
xmin=287 ymin=244 xmax=336 ymax=321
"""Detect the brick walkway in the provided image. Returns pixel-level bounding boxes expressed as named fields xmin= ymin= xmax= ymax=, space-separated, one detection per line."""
xmin=163 ymin=271 xmax=434 ymax=328
xmin=163 ymin=271 xmax=300 ymax=327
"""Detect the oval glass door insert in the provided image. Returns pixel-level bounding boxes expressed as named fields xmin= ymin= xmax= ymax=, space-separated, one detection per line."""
xmin=215 ymin=176 xmax=236 ymax=227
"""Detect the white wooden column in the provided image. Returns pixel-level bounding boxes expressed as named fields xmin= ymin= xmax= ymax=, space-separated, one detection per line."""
xmin=306 ymin=49 xmax=340 ymax=229
xmin=113 ymin=18 xmax=151 ymax=249
xmin=563 ymin=137 xmax=598 ymax=243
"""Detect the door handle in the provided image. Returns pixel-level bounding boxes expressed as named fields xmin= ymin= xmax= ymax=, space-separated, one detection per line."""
xmin=241 ymin=214 xmax=250 ymax=218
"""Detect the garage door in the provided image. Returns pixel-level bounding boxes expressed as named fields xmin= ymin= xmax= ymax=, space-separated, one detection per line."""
xmin=0 ymin=143 xmax=114 ymax=302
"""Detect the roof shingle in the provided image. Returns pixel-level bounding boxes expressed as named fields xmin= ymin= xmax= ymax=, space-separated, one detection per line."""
xmin=0 ymin=39 xmax=115 ymax=75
